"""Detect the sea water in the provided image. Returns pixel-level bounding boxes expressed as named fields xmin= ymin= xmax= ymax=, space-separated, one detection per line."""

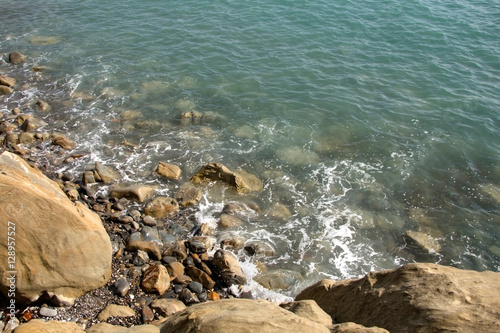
xmin=1 ymin=0 xmax=499 ymax=299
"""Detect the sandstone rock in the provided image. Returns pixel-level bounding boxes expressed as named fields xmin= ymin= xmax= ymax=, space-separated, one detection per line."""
xmin=109 ymin=185 xmax=156 ymax=203
xmin=95 ymin=162 xmax=121 ymax=183
xmin=219 ymin=213 xmax=243 ymax=228
xmin=156 ymin=162 xmax=181 ymax=180
xmin=14 ymin=319 xmax=84 ymax=333
xmin=0 ymin=152 xmax=112 ymax=305
xmin=212 ymin=249 xmax=247 ymax=286
xmin=151 ymin=298 xmax=186 ymax=317
xmin=142 ymin=264 xmax=170 ymax=294
xmin=163 ymin=240 xmax=188 ymax=261
xmin=174 ymin=182 xmax=202 ymax=207
xmin=331 ymin=322 xmax=389 ymax=333
xmin=295 ymin=263 xmax=500 ymax=333
xmin=0 ymin=85 xmax=13 ymax=95
xmin=281 ymin=300 xmax=333 ymax=329
xmin=191 ymin=162 xmax=263 ymax=193
xmin=405 ymin=230 xmax=441 ymax=253
xmin=21 ymin=117 xmax=47 ymax=131
xmin=52 ymin=133 xmax=75 ymax=149
xmin=18 ymin=132 xmax=35 ymax=144
xmin=9 ymin=51 xmax=25 ymax=64
xmin=88 ymin=323 xmax=160 ymax=333
xmin=244 ymin=241 xmax=275 ymax=257
xmin=0 ymin=121 xmax=17 ymax=133
xmin=97 ymin=304 xmax=136 ymax=321
xmin=126 ymin=240 xmax=162 ymax=260
xmin=36 ymin=100 xmax=52 ymax=112
xmin=166 ymin=262 xmax=185 ymax=281
xmin=144 ymin=196 xmax=179 ymax=218
xmin=158 ymin=298 xmax=330 ymax=333
xmin=187 ymin=236 xmax=212 ymax=253
xmin=28 ymin=35 xmax=62 ymax=45
xmin=0 ymin=75 xmax=16 ymax=87
xmin=185 ymin=266 xmax=216 ymax=290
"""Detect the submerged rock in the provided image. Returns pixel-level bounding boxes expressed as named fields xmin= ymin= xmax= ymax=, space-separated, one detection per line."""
xmin=143 ymin=196 xmax=179 ymax=218
xmin=9 ymin=51 xmax=25 ymax=64
xmin=191 ymin=162 xmax=263 ymax=193
xmin=174 ymin=182 xmax=202 ymax=207
xmin=156 ymin=161 xmax=181 ymax=180
xmin=0 ymin=74 xmax=16 ymax=87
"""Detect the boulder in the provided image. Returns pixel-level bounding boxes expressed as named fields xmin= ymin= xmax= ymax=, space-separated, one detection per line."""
xmin=9 ymin=51 xmax=25 ymax=64
xmin=191 ymin=162 xmax=263 ymax=193
xmin=158 ymin=298 xmax=330 ymax=333
xmin=0 ymin=75 xmax=16 ymax=87
xmin=14 ymin=319 xmax=84 ymax=332
xmin=174 ymin=182 xmax=202 ymax=207
xmin=212 ymin=249 xmax=247 ymax=286
xmin=295 ymin=263 xmax=500 ymax=333
xmin=331 ymin=322 xmax=389 ymax=333
xmin=0 ymin=85 xmax=13 ymax=95
xmin=109 ymin=184 xmax=156 ymax=203
xmin=144 ymin=196 xmax=179 ymax=218
xmin=88 ymin=323 xmax=159 ymax=333
xmin=281 ymin=300 xmax=333 ymax=329
xmin=156 ymin=162 xmax=181 ymax=180
xmin=52 ymin=133 xmax=75 ymax=149
xmin=0 ymin=152 xmax=112 ymax=305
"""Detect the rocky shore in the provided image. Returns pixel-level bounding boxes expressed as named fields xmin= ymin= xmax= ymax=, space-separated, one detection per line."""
xmin=1 ymin=52 xmax=500 ymax=333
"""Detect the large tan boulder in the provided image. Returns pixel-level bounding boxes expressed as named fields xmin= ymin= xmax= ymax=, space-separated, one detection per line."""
xmin=191 ymin=162 xmax=263 ymax=193
xmin=0 ymin=152 xmax=112 ymax=305
xmin=295 ymin=263 xmax=500 ymax=333
xmin=14 ymin=319 xmax=84 ymax=332
xmin=158 ymin=298 xmax=330 ymax=333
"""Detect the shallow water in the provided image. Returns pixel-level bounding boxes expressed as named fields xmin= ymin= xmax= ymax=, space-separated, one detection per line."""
xmin=1 ymin=0 xmax=499 ymax=298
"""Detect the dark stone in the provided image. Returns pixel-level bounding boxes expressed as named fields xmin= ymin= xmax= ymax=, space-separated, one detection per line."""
xmin=180 ymin=288 xmax=199 ymax=305
xmin=114 ymin=277 xmax=130 ymax=297
xmin=173 ymin=285 xmax=183 ymax=294
xmin=141 ymin=306 xmax=154 ymax=324
xmin=188 ymin=281 xmax=203 ymax=294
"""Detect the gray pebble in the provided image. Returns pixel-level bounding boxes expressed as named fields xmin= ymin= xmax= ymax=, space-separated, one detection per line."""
xmin=39 ymin=307 xmax=57 ymax=317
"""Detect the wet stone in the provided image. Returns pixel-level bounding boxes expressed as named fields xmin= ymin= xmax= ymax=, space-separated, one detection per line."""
xmin=132 ymin=250 xmax=150 ymax=266
xmin=180 ymin=288 xmax=199 ymax=305
xmin=141 ymin=306 xmax=154 ymax=324
xmin=114 ymin=277 xmax=130 ymax=297
xmin=188 ymin=281 xmax=204 ymax=294
xmin=188 ymin=236 xmax=212 ymax=253
xmin=9 ymin=51 xmax=25 ymax=64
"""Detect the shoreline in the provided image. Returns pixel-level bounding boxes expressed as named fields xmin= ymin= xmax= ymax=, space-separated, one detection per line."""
xmin=0 ymin=51 xmax=270 ymax=330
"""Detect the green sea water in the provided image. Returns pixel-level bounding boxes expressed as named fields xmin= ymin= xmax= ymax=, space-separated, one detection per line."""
xmin=1 ymin=0 xmax=499 ymax=297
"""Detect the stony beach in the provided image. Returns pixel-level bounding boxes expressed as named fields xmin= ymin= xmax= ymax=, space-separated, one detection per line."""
xmin=1 ymin=51 xmax=500 ymax=333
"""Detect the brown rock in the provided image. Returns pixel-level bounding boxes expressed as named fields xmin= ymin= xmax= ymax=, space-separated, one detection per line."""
xmin=151 ymin=298 xmax=186 ymax=317
xmin=21 ymin=117 xmax=47 ymax=131
xmin=156 ymin=162 xmax=181 ymax=180
xmin=166 ymin=262 xmax=185 ymax=281
xmin=185 ymin=266 xmax=215 ymax=290
xmin=219 ymin=213 xmax=243 ymax=228
xmin=0 ymin=121 xmax=17 ymax=133
xmin=191 ymin=162 xmax=263 ymax=193
xmin=144 ymin=196 xmax=179 ymax=218
xmin=405 ymin=230 xmax=441 ymax=253
xmin=163 ymin=240 xmax=188 ymax=261
xmin=36 ymin=100 xmax=52 ymax=112
xmin=295 ymin=263 xmax=500 ymax=333
xmin=158 ymin=298 xmax=330 ymax=333
xmin=52 ymin=133 xmax=76 ymax=149
xmin=187 ymin=236 xmax=212 ymax=253
xmin=212 ymin=249 xmax=247 ymax=286
xmin=126 ymin=241 xmax=162 ymax=260
xmin=174 ymin=182 xmax=202 ymax=207
xmin=95 ymin=162 xmax=121 ymax=183
xmin=0 ymin=152 xmax=112 ymax=305
xmin=0 ymin=85 xmax=13 ymax=95
xmin=281 ymin=300 xmax=333 ymax=329
xmin=14 ymin=319 xmax=84 ymax=332
xmin=88 ymin=323 xmax=160 ymax=333
xmin=9 ymin=51 xmax=25 ymax=64
xmin=18 ymin=132 xmax=35 ymax=144
xmin=141 ymin=264 xmax=170 ymax=295
xmin=142 ymin=306 xmax=154 ymax=324
xmin=109 ymin=185 xmax=156 ymax=203
xmin=97 ymin=304 xmax=135 ymax=321
xmin=0 ymin=75 xmax=16 ymax=87
xmin=331 ymin=322 xmax=389 ymax=333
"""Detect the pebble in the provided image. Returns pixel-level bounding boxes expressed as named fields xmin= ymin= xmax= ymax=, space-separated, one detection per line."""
xmin=180 ymin=288 xmax=199 ymax=304
xmin=188 ymin=281 xmax=204 ymax=294
xmin=39 ymin=307 xmax=58 ymax=317
xmin=141 ymin=306 xmax=154 ymax=323
xmin=114 ymin=277 xmax=130 ymax=297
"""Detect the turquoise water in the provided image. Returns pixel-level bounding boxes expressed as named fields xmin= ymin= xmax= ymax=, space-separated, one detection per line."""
xmin=1 ymin=0 xmax=500 ymax=297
